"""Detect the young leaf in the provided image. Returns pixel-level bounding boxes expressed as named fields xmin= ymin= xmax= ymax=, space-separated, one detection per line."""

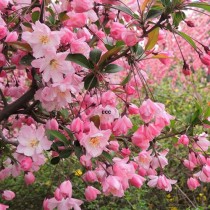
xmin=66 ymin=54 xmax=93 ymax=69
xmin=177 ymin=31 xmax=197 ymax=50
xmin=112 ymin=5 xmax=134 ymax=16
xmin=173 ymin=11 xmax=186 ymax=27
xmin=9 ymin=42 xmax=32 ymax=52
xmin=59 ymin=149 xmax=72 ymax=158
xmin=89 ymin=49 xmax=102 ymax=64
xmin=145 ymin=27 xmax=159 ymax=50
xmin=104 ymin=64 xmax=123 ymax=73
xmin=121 ymin=72 xmax=132 ymax=86
xmin=188 ymin=2 xmax=210 ymax=12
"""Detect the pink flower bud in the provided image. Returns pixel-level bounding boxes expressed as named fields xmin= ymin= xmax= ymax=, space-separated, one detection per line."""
xmin=200 ymin=54 xmax=210 ymax=66
xmin=130 ymin=174 xmax=145 ymax=188
xmin=5 ymin=32 xmax=18 ymax=42
xmin=70 ymin=117 xmax=84 ymax=133
xmin=85 ymin=186 xmax=101 ymax=201
xmin=0 ymin=53 xmax=6 ymax=67
xmin=121 ymin=148 xmax=131 ymax=157
xmin=20 ymin=157 xmax=33 ymax=171
xmin=46 ymin=119 xmax=59 ymax=130
xmin=108 ymin=141 xmax=119 ymax=152
xmin=54 ymin=188 xmax=63 ymax=201
xmin=83 ymin=171 xmax=97 ymax=183
xmin=185 ymin=20 xmax=195 ymax=27
xmin=187 ymin=177 xmax=200 ymax=190
xmin=0 ymin=26 xmax=7 ymax=40
xmin=2 ymin=190 xmax=15 ymax=201
xmin=59 ymin=180 xmax=72 ymax=198
xmin=0 ymin=204 xmax=9 ymax=210
xmin=24 ymin=172 xmax=35 ymax=185
xmin=128 ymin=104 xmax=139 ymax=115
xmin=178 ymin=135 xmax=189 ymax=146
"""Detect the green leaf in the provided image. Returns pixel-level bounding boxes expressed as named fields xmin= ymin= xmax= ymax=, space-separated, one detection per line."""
xmin=111 ymin=5 xmax=134 ymax=16
xmin=9 ymin=42 xmax=32 ymax=52
xmin=46 ymin=130 xmax=69 ymax=145
xmin=51 ymin=156 xmax=60 ymax=165
xmin=160 ymin=0 xmax=171 ymax=7
xmin=147 ymin=9 xmax=162 ymax=19
xmin=59 ymin=109 xmax=69 ymax=121
xmin=74 ymin=141 xmax=83 ymax=159
xmin=145 ymin=27 xmax=159 ymax=50
xmin=59 ymin=149 xmax=72 ymax=158
xmin=121 ymin=72 xmax=132 ymax=86
xmin=84 ymin=73 xmax=98 ymax=90
xmin=32 ymin=11 xmax=40 ymax=23
xmin=204 ymin=107 xmax=210 ymax=118
xmin=177 ymin=31 xmax=197 ymax=50
xmin=104 ymin=64 xmax=123 ymax=73
xmin=102 ymin=151 xmax=112 ymax=163
xmin=188 ymin=2 xmax=210 ymax=12
xmin=173 ymin=11 xmax=186 ymax=27
xmin=203 ymin=119 xmax=210 ymax=125
xmin=22 ymin=22 xmax=32 ymax=29
xmin=131 ymin=44 xmax=144 ymax=56
xmin=66 ymin=54 xmax=93 ymax=69
xmin=89 ymin=49 xmax=102 ymax=64
xmin=19 ymin=54 xmax=35 ymax=66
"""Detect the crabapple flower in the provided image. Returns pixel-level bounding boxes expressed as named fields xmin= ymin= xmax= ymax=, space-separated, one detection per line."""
xmin=85 ymin=186 xmax=101 ymax=201
xmin=112 ymin=116 xmax=133 ymax=136
xmin=193 ymin=133 xmax=210 ymax=151
xmin=20 ymin=157 xmax=33 ymax=171
xmin=16 ymin=125 xmax=52 ymax=156
xmin=102 ymin=175 xmax=124 ymax=197
xmin=148 ymin=175 xmax=177 ymax=191
xmin=2 ymin=190 xmax=15 ymax=201
xmin=22 ymin=21 xmax=62 ymax=58
xmin=72 ymin=0 xmax=94 ymax=13
xmin=32 ymin=51 xmax=74 ymax=83
xmin=130 ymin=174 xmax=146 ymax=188
xmin=80 ymin=122 xmax=111 ymax=157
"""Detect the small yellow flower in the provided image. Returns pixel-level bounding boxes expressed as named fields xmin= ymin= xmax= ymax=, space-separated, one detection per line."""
xmin=74 ymin=169 xmax=82 ymax=176
xmin=175 ymin=89 xmax=179 ymax=92
xmin=45 ymin=181 xmax=51 ymax=186
xmin=208 ymin=102 xmax=210 ymax=106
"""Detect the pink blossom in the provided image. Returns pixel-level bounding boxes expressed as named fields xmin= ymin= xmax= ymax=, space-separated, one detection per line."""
xmin=2 ymin=190 xmax=15 ymax=201
xmin=193 ymin=133 xmax=210 ymax=151
xmin=80 ymin=122 xmax=111 ymax=157
xmin=128 ymin=104 xmax=139 ymax=115
xmin=32 ymin=51 xmax=74 ymax=83
xmin=17 ymin=125 xmax=52 ymax=156
xmin=64 ymin=12 xmax=87 ymax=28
xmin=22 ymin=21 xmax=62 ymax=58
xmin=108 ymin=141 xmax=119 ymax=152
xmin=0 ymin=25 xmax=7 ymax=40
xmin=121 ymin=30 xmax=139 ymax=47
xmin=130 ymin=174 xmax=145 ymax=188
xmin=151 ymin=150 xmax=168 ymax=169
xmin=110 ymin=22 xmax=125 ymax=40
xmin=200 ymin=54 xmax=210 ymax=66
xmin=187 ymin=177 xmax=200 ymax=190
xmin=72 ymin=0 xmax=94 ymax=13
xmin=102 ymin=175 xmax=124 ymax=197
xmin=101 ymin=91 xmax=117 ymax=107
xmin=121 ymin=148 xmax=131 ymax=157
xmin=112 ymin=116 xmax=133 ymax=136
xmin=0 ymin=53 xmax=6 ymax=67
xmin=85 ymin=186 xmax=101 ymax=201
xmin=139 ymin=99 xmax=158 ymax=123
xmin=70 ymin=39 xmax=90 ymax=58
xmin=148 ymin=175 xmax=176 ymax=191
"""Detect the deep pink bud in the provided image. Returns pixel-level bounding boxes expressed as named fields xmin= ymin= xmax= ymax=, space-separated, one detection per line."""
xmin=185 ymin=20 xmax=195 ymax=27
xmin=0 ymin=53 xmax=6 ymax=67
xmin=83 ymin=171 xmax=98 ymax=182
xmin=130 ymin=174 xmax=145 ymax=188
xmin=70 ymin=117 xmax=84 ymax=133
xmin=200 ymin=54 xmax=210 ymax=66
xmin=20 ymin=157 xmax=33 ymax=171
xmin=85 ymin=186 xmax=101 ymax=201
xmin=46 ymin=119 xmax=59 ymax=130
xmin=187 ymin=177 xmax=200 ymax=190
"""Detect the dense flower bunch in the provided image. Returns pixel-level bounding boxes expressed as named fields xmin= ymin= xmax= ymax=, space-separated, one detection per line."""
xmin=0 ymin=0 xmax=209 ymax=209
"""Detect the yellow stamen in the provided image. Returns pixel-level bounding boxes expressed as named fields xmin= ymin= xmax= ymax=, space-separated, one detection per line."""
xmin=30 ymin=139 xmax=39 ymax=147
xmin=39 ymin=35 xmax=50 ymax=44
xmin=89 ymin=137 xmax=100 ymax=147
